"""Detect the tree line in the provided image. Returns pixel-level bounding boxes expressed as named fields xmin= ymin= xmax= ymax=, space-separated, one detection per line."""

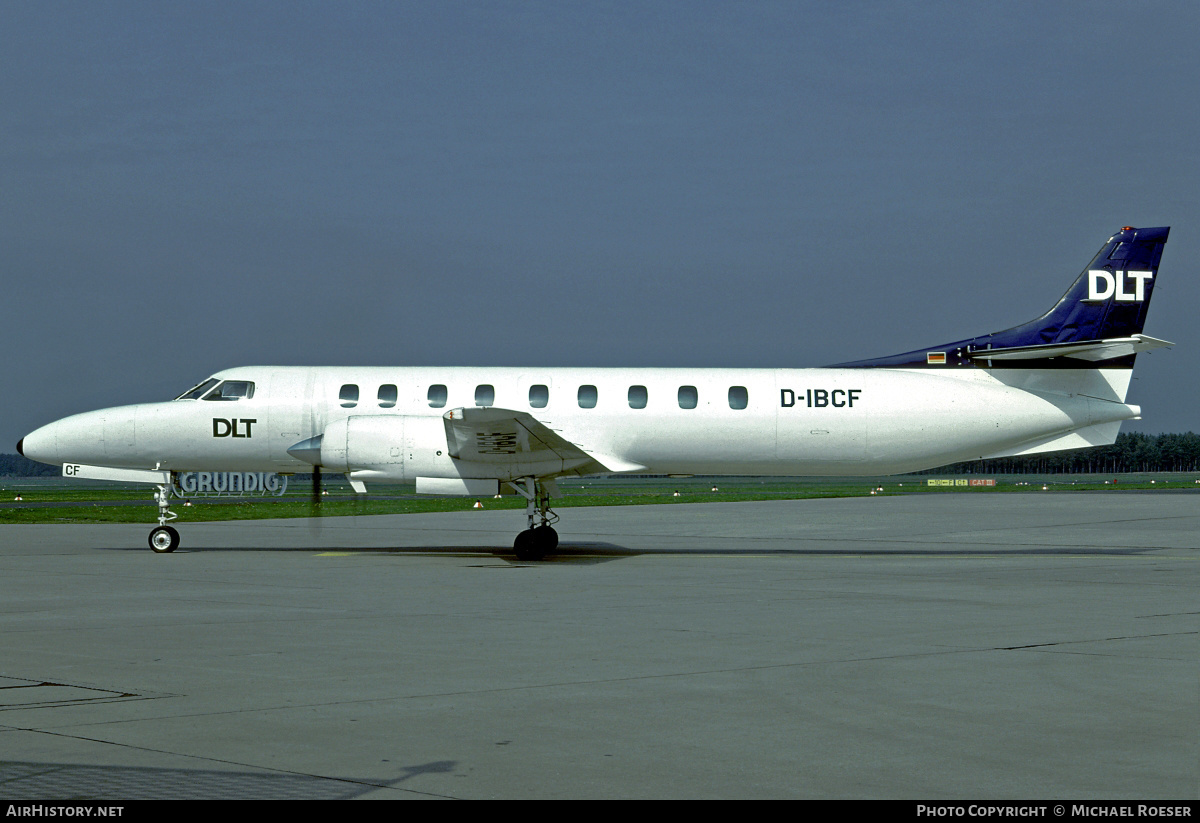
xmin=0 ymin=453 xmax=61 ymax=477
xmin=2 ymin=431 xmax=1198 ymax=478
xmin=916 ymin=432 xmax=1200 ymax=475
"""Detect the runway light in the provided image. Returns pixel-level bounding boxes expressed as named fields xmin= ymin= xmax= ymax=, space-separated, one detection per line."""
xmin=473 ymin=500 xmax=483 ymax=508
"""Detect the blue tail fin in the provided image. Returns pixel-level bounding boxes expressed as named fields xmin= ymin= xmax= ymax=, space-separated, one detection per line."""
xmin=837 ymin=226 xmax=1170 ymax=368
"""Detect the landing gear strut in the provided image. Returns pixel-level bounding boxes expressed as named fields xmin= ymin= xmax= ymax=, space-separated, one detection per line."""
xmin=509 ymin=477 xmax=559 ymax=561
xmin=148 ymin=483 xmax=180 ymax=553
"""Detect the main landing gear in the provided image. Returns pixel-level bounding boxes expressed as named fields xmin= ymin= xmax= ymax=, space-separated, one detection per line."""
xmin=148 ymin=483 xmax=180 ymax=553
xmin=510 ymin=477 xmax=559 ymax=561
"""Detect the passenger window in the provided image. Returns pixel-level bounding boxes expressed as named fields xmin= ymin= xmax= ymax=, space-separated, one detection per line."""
xmin=529 ymin=384 xmax=549 ymax=408
xmin=475 ymin=384 xmax=495 ymax=407
xmin=578 ymin=385 xmax=598 ymax=409
xmin=728 ymin=386 xmax=748 ymax=410
xmin=678 ymin=385 xmax=698 ymax=409
xmin=203 ymin=381 xmax=255 ymax=401
xmin=378 ymin=384 xmax=397 ymax=408
xmin=339 ymin=384 xmax=359 ymax=408
xmin=428 ymin=384 xmax=447 ymax=408
xmin=628 ymin=385 xmax=648 ymax=409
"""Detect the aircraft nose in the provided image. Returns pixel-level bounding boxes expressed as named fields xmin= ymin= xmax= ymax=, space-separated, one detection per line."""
xmin=22 ymin=406 xmax=144 ymax=469
xmin=17 ymin=423 xmax=60 ymax=467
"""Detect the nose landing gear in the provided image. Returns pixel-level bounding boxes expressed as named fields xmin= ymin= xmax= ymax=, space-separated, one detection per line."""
xmin=148 ymin=483 xmax=180 ymax=553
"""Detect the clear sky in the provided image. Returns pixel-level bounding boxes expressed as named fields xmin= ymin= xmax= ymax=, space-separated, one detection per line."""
xmin=3 ymin=1 xmax=1198 ymax=447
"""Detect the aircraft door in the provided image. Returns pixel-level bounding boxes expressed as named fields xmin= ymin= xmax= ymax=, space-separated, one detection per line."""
xmin=269 ymin=370 xmax=317 ymax=469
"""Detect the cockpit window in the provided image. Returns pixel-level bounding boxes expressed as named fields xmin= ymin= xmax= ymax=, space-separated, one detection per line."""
xmin=176 ymin=378 xmax=220 ymax=400
xmin=202 ymin=380 xmax=255 ymax=401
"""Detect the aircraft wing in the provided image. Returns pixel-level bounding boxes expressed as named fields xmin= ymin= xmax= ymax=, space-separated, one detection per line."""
xmin=442 ymin=407 xmax=645 ymax=476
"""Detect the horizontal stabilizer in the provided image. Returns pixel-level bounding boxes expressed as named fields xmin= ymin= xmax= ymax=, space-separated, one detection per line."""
xmin=968 ymin=334 xmax=1173 ymax=363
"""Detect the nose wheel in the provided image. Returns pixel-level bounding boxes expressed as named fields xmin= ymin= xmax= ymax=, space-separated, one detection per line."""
xmin=149 ymin=525 xmax=180 ymax=553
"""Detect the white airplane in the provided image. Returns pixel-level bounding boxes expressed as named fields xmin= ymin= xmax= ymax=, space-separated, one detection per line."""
xmin=18 ymin=226 xmax=1172 ymax=559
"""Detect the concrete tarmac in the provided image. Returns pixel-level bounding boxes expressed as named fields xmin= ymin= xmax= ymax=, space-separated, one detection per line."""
xmin=0 ymin=492 xmax=1196 ymax=799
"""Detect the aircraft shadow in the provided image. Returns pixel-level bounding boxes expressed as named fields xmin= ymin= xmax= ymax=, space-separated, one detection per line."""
xmin=93 ymin=541 xmax=1159 ymax=562
xmin=96 ymin=542 xmax=633 ymax=564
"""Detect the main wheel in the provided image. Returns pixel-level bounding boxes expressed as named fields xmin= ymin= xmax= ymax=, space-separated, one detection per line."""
xmin=149 ymin=526 xmax=180 ymax=553
xmin=513 ymin=525 xmax=558 ymax=561
xmin=513 ymin=528 xmax=541 ymax=561
xmin=534 ymin=524 xmax=558 ymax=554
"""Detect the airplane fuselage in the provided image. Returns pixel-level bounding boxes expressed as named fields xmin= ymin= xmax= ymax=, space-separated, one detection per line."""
xmin=20 ymin=364 xmax=1141 ymax=481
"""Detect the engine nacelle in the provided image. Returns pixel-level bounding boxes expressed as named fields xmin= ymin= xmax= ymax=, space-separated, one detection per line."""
xmin=289 ymin=413 xmax=575 ymax=486
xmin=315 ymin=415 xmax=452 ymax=480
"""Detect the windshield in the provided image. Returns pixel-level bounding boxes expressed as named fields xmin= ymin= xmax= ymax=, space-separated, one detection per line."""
xmin=175 ymin=378 xmax=219 ymax=400
xmin=203 ymin=380 xmax=255 ymax=401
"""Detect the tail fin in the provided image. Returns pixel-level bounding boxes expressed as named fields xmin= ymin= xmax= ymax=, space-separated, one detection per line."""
xmin=836 ymin=226 xmax=1171 ymax=369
